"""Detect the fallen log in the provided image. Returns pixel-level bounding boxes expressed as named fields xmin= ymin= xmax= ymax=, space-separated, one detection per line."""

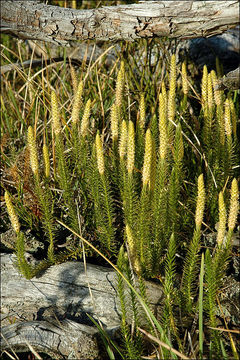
xmin=1 ymin=1 xmax=239 ymax=45
xmin=1 ymin=320 xmax=100 ymax=360
xmin=1 ymin=253 xmax=163 ymax=358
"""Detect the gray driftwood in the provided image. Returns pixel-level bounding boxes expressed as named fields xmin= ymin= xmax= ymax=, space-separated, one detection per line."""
xmin=215 ymin=66 xmax=240 ymax=90
xmin=1 ymin=320 xmax=100 ymax=360
xmin=0 ymin=57 xmax=83 ymax=75
xmin=1 ymin=253 xmax=163 ymax=358
xmin=1 ymin=1 xmax=239 ymax=45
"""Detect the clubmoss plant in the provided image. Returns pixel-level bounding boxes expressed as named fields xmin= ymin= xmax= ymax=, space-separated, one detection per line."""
xmin=4 ymin=191 xmax=20 ymax=234
xmin=224 ymin=98 xmax=232 ymax=138
xmin=90 ymin=133 xmax=116 ymax=251
xmin=181 ymin=61 xmax=188 ymax=96
xmin=181 ymin=60 xmax=188 ymax=111
xmin=139 ymin=92 xmax=146 ymax=130
xmin=127 ymin=121 xmax=135 ymax=175
xmin=120 ymin=122 xmax=138 ymax=237
xmin=223 ymin=98 xmax=234 ymax=184
xmin=205 ymin=178 xmax=239 ymax=357
xmin=96 ymin=133 xmax=105 ymax=176
xmin=228 ymin=178 xmax=239 ymax=233
xmin=27 ymin=126 xmax=39 ymax=178
xmin=52 ymin=90 xmax=79 ymax=233
xmin=201 ymin=65 xmax=208 ymax=111
xmin=115 ymin=60 xmax=125 ymax=114
xmin=161 ymin=233 xmax=178 ymax=335
xmin=181 ymin=174 xmax=205 ymax=311
xmin=72 ymin=80 xmax=84 ymax=125
xmin=142 ymin=128 xmax=152 ymax=188
xmin=70 ymin=64 xmax=78 ymax=94
xmin=4 ymin=191 xmax=32 ymax=278
xmin=168 ymin=53 xmax=176 ymax=124
xmin=110 ymin=103 xmax=119 ymax=146
xmin=43 ymin=143 xmax=50 ymax=179
xmin=51 ymin=90 xmax=62 ymax=136
xmin=28 ymin=125 xmax=56 ymax=261
xmin=80 ymin=98 xmax=91 ymax=138
xmin=207 ymin=72 xmax=214 ymax=118
xmin=229 ymin=97 xmax=237 ymax=139
xmin=211 ymin=69 xmax=222 ymax=107
xmin=138 ymin=129 xmax=152 ymax=273
xmin=2 ymin=36 xmax=239 ymax=359
xmin=159 ymin=92 xmax=168 ymax=161
xmin=117 ymin=246 xmax=142 ymax=360
xmin=126 ymin=224 xmax=141 ymax=276
xmin=216 ymin=191 xmax=227 ymax=246
xmin=119 ymin=120 xmax=128 ymax=160
xmin=168 ymin=123 xmax=184 ymax=232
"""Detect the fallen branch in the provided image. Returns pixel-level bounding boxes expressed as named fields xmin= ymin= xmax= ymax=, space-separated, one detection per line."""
xmin=0 ymin=57 xmax=81 ymax=75
xmin=1 ymin=320 xmax=100 ymax=360
xmin=1 ymin=253 xmax=163 ymax=358
xmin=1 ymin=1 xmax=239 ymax=45
xmin=215 ymin=66 xmax=240 ymax=90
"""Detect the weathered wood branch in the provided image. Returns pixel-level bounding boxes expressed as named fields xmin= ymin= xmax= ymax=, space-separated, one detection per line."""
xmin=1 ymin=320 xmax=100 ymax=360
xmin=0 ymin=57 xmax=82 ymax=75
xmin=215 ymin=66 xmax=240 ymax=90
xmin=1 ymin=253 xmax=163 ymax=358
xmin=1 ymin=1 xmax=239 ymax=45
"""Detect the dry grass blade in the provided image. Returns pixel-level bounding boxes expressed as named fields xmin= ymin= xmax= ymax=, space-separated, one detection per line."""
xmin=24 ymin=339 xmax=43 ymax=360
xmin=170 ymin=117 xmax=218 ymax=188
xmin=1 ymin=332 xmax=19 ymax=360
xmin=217 ymin=296 xmax=238 ymax=359
xmin=1 ymin=350 xmax=17 ymax=360
xmin=138 ymin=327 xmax=190 ymax=360
xmin=83 ymin=45 xmax=115 ymax=82
xmin=208 ymin=327 xmax=240 ymax=335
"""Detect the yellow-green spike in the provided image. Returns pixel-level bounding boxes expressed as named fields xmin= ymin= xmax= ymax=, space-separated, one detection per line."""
xmin=27 ymin=126 xmax=39 ymax=177
xmin=195 ymin=174 xmax=205 ymax=230
xmin=5 ymin=191 xmax=20 ymax=234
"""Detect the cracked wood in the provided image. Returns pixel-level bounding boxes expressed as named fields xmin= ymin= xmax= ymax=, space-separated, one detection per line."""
xmin=1 ymin=1 xmax=239 ymax=45
xmin=1 ymin=253 xmax=163 ymax=357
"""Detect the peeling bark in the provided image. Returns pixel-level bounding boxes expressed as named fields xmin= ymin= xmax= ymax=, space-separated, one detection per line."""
xmin=1 ymin=1 xmax=239 ymax=45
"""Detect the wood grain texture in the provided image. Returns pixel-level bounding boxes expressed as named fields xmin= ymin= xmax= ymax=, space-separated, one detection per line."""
xmin=1 ymin=253 xmax=163 ymax=357
xmin=215 ymin=66 xmax=240 ymax=90
xmin=1 ymin=320 xmax=100 ymax=359
xmin=1 ymin=1 xmax=239 ymax=45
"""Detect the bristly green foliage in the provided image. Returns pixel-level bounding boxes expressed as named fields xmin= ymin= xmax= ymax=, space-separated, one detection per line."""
xmin=34 ymin=176 xmax=55 ymax=261
xmin=199 ymin=252 xmax=204 ymax=360
xmin=181 ymin=174 xmax=205 ymax=311
xmin=15 ymin=231 xmax=33 ymax=279
xmin=88 ymin=137 xmax=116 ymax=253
xmin=204 ymin=248 xmax=222 ymax=356
xmin=168 ymin=123 xmax=184 ymax=233
xmin=204 ymin=178 xmax=239 ymax=359
xmin=181 ymin=227 xmax=202 ymax=312
xmin=117 ymin=246 xmax=142 ymax=360
xmin=161 ymin=233 xmax=178 ymax=337
xmin=2 ymin=28 xmax=239 ymax=360
xmin=51 ymin=91 xmax=79 ymax=234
